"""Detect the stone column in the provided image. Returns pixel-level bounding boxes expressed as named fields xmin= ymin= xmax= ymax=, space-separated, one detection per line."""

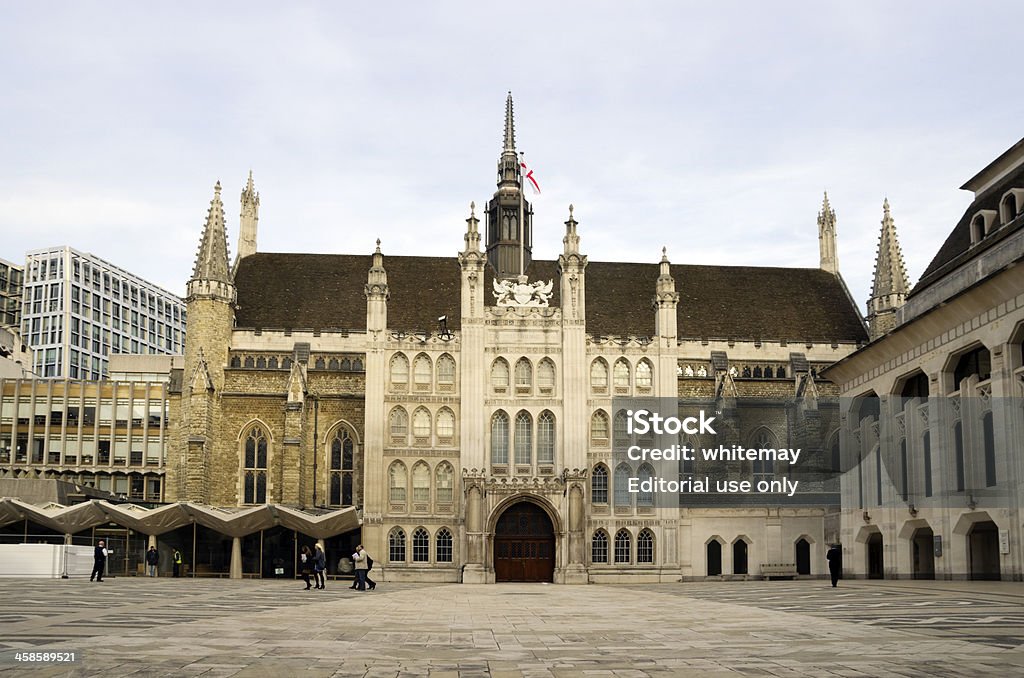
xmin=463 ymin=481 xmax=487 ymax=583
xmin=230 ymin=536 xmax=242 ymax=579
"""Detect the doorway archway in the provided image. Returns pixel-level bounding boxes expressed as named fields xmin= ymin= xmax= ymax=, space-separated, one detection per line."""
xmin=493 ymin=501 xmax=555 ymax=582
xmin=969 ymin=521 xmax=1001 ymax=581
xmin=911 ymin=527 xmax=935 ymax=580
xmin=867 ymin=532 xmax=884 ymax=579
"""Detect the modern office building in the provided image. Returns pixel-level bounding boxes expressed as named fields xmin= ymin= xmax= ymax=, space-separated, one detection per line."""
xmin=0 ymin=257 xmax=23 ymax=330
xmin=20 ymin=247 xmax=186 ymax=379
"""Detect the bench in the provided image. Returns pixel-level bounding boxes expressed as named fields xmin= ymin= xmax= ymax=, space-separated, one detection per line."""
xmin=761 ymin=563 xmax=798 ymax=580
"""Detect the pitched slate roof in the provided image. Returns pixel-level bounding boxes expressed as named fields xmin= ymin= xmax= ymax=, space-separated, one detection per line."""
xmin=912 ymin=160 xmax=1024 ymax=296
xmin=234 ymin=253 xmax=867 ymax=343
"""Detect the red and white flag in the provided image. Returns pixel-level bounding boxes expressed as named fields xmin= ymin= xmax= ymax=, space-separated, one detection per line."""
xmin=520 ymin=159 xmax=541 ymax=194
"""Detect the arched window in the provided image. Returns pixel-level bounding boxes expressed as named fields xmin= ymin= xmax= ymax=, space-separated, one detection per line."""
xmin=613 ymin=359 xmax=630 ymax=392
xmin=436 ymin=354 xmax=456 ymax=390
xmin=591 ymin=464 xmax=609 ymax=504
xmin=435 ymin=462 xmax=454 ymax=503
xmin=590 ymin=410 xmax=609 ymax=445
xmin=414 ymin=354 xmax=432 ymax=391
xmin=329 ymin=426 xmax=355 ymax=507
xmin=436 ymin=407 xmax=455 ymax=442
xmin=953 ymin=345 xmax=991 ymax=387
xmin=637 ymin=529 xmax=654 ymax=563
xmin=537 ymin=358 xmax=555 ymax=394
xmin=491 ymin=411 xmax=509 ymax=464
xmin=637 ymin=463 xmax=654 ymax=507
xmin=614 ymin=463 xmax=632 ymax=507
xmin=614 ymin=529 xmax=631 ymax=563
xmin=412 ymin=527 xmax=430 ymax=562
xmin=733 ymin=539 xmax=748 ymax=575
xmin=1002 ymin=192 xmax=1019 ymax=223
xmin=515 ymin=358 xmax=533 ymax=393
xmin=636 ymin=360 xmax=653 ymax=389
xmin=389 ymin=407 xmax=408 ymax=443
xmin=412 ymin=407 xmax=431 ymax=440
xmin=707 ymin=539 xmax=722 ymax=576
xmin=390 ymin=353 xmax=409 ymax=389
xmin=436 ymin=527 xmax=453 ymax=563
xmin=592 ymin=530 xmax=609 ymax=563
xmin=388 ymin=461 xmax=407 ymax=502
xmin=243 ymin=425 xmax=268 ymax=504
xmin=776 ymin=365 xmax=786 ymax=378
xmin=514 ymin=411 xmax=532 ymax=465
xmin=591 ymin=358 xmax=609 ymax=393
xmin=752 ymin=428 xmax=776 ymax=483
xmin=753 ymin=366 xmax=762 ymax=378
xmin=537 ymin=410 xmax=555 ymax=464
xmin=613 ymin=410 xmax=629 ymax=446
xmin=491 ymin=358 xmax=510 ymax=393
xmin=412 ymin=461 xmax=430 ymax=503
xmin=389 ymin=527 xmax=406 ymax=562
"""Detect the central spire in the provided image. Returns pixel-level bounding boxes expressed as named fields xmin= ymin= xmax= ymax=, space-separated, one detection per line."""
xmin=486 ymin=92 xmax=532 ymax=279
xmin=503 ymin=91 xmax=516 ymax=154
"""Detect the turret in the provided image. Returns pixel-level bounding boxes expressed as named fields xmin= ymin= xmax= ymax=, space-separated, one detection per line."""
xmin=818 ymin=192 xmax=839 ymax=274
xmin=485 ymin=92 xmax=532 ymax=278
xmin=866 ymin=198 xmax=910 ymax=339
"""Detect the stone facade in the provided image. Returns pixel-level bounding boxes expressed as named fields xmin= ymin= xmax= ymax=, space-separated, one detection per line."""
xmin=167 ymin=95 xmax=870 ymax=583
xmin=825 ymin=137 xmax=1024 ymax=581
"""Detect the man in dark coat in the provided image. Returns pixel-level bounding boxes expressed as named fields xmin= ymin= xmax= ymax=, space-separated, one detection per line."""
xmin=826 ymin=543 xmax=842 ymax=587
xmin=90 ymin=540 xmax=107 ymax=582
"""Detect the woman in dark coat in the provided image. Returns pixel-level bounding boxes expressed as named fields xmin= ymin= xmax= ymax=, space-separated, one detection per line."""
xmin=826 ymin=544 xmax=842 ymax=587
xmin=299 ymin=545 xmax=313 ymax=590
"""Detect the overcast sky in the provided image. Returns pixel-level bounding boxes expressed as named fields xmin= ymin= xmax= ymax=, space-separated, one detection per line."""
xmin=2 ymin=2 xmax=1021 ymax=316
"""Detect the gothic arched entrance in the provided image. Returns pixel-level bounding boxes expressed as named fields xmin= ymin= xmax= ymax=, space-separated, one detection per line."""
xmin=493 ymin=501 xmax=555 ymax=582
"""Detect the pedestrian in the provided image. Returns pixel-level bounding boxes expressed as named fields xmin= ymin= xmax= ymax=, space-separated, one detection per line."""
xmin=827 ymin=543 xmax=842 ymax=587
xmin=352 ymin=544 xmax=375 ymax=591
xmin=172 ymin=549 xmax=183 ymax=578
xmin=145 ymin=545 xmax=159 ymax=577
xmin=299 ymin=545 xmax=313 ymax=590
xmin=90 ymin=539 xmax=107 ymax=582
xmin=313 ymin=544 xmax=327 ymax=590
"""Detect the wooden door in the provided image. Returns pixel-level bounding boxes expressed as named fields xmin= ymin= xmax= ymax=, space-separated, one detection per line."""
xmin=494 ymin=502 xmax=554 ymax=582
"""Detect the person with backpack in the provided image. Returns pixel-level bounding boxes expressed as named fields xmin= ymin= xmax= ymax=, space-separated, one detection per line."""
xmin=313 ymin=544 xmax=327 ymax=590
xmin=352 ymin=544 xmax=375 ymax=591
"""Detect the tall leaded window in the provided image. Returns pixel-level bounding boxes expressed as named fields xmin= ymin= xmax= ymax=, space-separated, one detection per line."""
xmin=514 ymin=411 xmax=532 ymax=465
xmin=613 ymin=410 xmax=629 ymax=446
xmin=591 ymin=358 xmax=608 ymax=393
xmin=592 ymin=530 xmax=609 ymax=563
xmin=390 ymin=353 xmax=409 ymax=388
xmin=491 ymin=411 xmax=509 ymax=464
xmin=412 ymin=462 xmax=430 ymax=503
xmin=435 ymin=462 xmax=454 ymax=503
xmin=412 ymin=527 xmax=430 ymax=562
xmin=752 ymin=429 xmax=775 ymax=483
xmin=613 ymin=358 xmax=630 ymax=391
xmin=436 ymin=407 xmax=455 ymax=441
xmin=414 ymin=354 xmax=432 ymax=391
xmin=243 ymin=425 xmax=268 ymax=504
xmin=389 ymin=461 xmax=407 ymax=502
xmin=389 ymin=527 xmax=406 ymax=562
xmin=636 ymin=360 xmax=653 ymax=389
xmin=614 ymin=528 xmax=631 ymax=563
xmin=491 ymin=358 xmax=510 ymax=392
xmin=437 ymin=354 xmax=456 ymax=390
xmin=436 ymin=527 xmax=453 ymax=562
xmin=637 ymin=463 xmax=654 ymax=507
xmin=591 ymin=410 xmax=609 ymax=444
xmin=614 ymin=463 xmax=631 ymax=507
xmin=537 ymin=410 xmax=555 ymax=464
xmin=637 ymin=529 xmax=654 ymax=563
xmin=329 ymin=427 xmax=355 ymax=506
xmin=537 ymin=358 xmax=555 ymax=393
xmin=591 ymin=464 xmax=609 ymax=504
xmin=412 ymin=407 xmax=431 ymax=440
xmin=515 ymin=358 xmax=532 ymax=393
xmin=389 ymin=407 xmax=408 ymax=441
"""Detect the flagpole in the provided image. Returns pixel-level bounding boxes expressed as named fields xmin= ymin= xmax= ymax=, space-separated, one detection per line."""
xmin=519 ymin=152 xmax=525 ymax=278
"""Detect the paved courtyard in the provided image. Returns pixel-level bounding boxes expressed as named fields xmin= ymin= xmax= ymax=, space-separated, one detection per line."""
xmin=1 ymin=577 xmax=1023 ymax=677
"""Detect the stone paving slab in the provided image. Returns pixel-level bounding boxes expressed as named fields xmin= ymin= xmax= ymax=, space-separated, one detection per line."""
xmin=0 ymin=578 xmax=1021 ymax=676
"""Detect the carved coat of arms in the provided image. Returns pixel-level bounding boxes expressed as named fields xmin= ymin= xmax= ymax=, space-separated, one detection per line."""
xmin=493 ymin=276 xmax=553 ymax=307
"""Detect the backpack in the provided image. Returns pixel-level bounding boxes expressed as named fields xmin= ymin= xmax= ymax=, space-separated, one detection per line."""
xmin=366 ymin=556 xmax=373 ymax=571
